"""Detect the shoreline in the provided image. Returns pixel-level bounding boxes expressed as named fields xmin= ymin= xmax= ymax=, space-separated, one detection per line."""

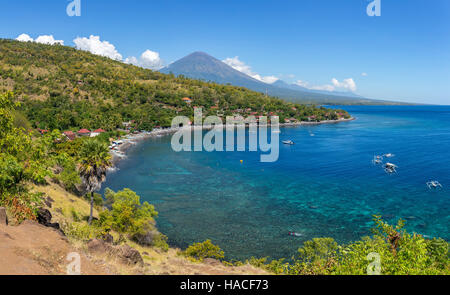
xmin=109 ymin=117 xmax=356 ymax=166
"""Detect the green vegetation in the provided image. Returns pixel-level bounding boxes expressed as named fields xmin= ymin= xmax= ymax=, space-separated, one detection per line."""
xmin=0 ymin=91 xmax=50 ymax=221
xmin=0 ymin=39 xmax=350 ymax=132
xmin=54 ymin=153 xmax=80 ymax=192
xmin=99 ymin=188 xmax=158 ymax=237
xmin=0 ymin=91 xmax=168 ymax=249
xmin=184 ymin=240 xmax=225 ymax=262
xmin=232 ymin=216 xmax=449 ymax=275
xmin=78 ymin=138 xmax=111 ymax=224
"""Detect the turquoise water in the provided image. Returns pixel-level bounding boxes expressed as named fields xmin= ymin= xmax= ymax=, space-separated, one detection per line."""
xmin=102 ymin=106 xmax=450 ymax=260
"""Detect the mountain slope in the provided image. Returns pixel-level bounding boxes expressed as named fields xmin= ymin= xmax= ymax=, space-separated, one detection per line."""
xmin=272 ymin=80 xmax=363 ymax=99
xmin=0 ymin=39 xmax=349 ymax=131
xmin=161 ymin=52 xmax=271 ymax=92
xmin=161 ymin=52 xmax=400 ymax=105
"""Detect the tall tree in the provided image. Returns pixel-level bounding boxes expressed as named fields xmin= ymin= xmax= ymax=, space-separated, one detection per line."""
xmin=78 ymin=139 xmax=111 ymax=225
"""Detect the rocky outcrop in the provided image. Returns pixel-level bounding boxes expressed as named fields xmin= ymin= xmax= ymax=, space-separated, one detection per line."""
xmin=87 ymin=238 xmax=112 ymax=253
xmin=119 ymin=245 xmax=144 ymax=265
xmin=44 ymin=197 xmax=54 ymax=208
xmin=131 ymin=229 xmax=159 ymax=246
xmin=102 ymin=233 xmax=114 ymax=244
xmin=87 ymin=239 xmax=143 ymax=266
xmin=0 ymin=207 xmax=8 ymax=226
xmin=36 ymin=208 xmax=64 ymax=235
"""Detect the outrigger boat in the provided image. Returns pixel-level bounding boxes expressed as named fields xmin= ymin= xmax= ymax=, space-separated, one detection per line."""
xmin=282 ymin=140 xmax=295 ymax=145
xmin=427 ymin=180 xmax=443 ymax=189
xmin=372 ymin=155 xmax=383 ymax=165
xmin=288 ymin=232 xmax=302 ymax=237
xmin=383 ymin=153 xmax=395 ymax=158
xmin=384 ymin=163 xmax=398 ymax=174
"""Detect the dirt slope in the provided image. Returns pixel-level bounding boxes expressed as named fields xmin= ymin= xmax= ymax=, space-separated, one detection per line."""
xmin=2 ymin=182 xmax=269 ymax=275
xmin=0 ymin=221 xmax=109 ymax=275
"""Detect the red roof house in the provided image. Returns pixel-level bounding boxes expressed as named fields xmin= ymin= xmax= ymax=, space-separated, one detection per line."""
xmin=78 ymin=129 xmax=91 ymax=136
xmin=63 ymin=131 xmax=76 ymax=141
xmin=37 ymin=128 xmax=48 ymax=135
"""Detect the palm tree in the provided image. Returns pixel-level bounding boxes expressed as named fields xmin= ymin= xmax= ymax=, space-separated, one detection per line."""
xmin=78 ymin=139 xmax=111 ymax=225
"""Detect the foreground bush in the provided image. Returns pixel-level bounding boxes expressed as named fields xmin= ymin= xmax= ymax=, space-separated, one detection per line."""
xmin=245 ymin=216 xmax=449 ymax=275
xmin=99 ymin=188 xmax=163 ymax=242
xmin=184 ymin=240 xmax=225 ymax=262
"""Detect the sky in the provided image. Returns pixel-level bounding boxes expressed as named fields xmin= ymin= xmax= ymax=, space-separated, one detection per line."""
xmin=0 ymin=0 xmax=449 ymax=104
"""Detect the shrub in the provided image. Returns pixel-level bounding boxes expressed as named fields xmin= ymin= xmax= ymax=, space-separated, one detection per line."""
xmin=61 ymin=221 xmax=102 ymax=241
xmin=54 ymin=153 xmax=81 ymax=191
xmin=99 ymin=188 xmax=158 ymax=237
xmin=184 ymin=240 xmax=225 ymax=262
xmin=0 ymin=154 xmax=24 ymax=193
xmin=2 ymin=192 xmax=44 ymax=223
xmin=152 ymin=233 xmax=169 ymax=252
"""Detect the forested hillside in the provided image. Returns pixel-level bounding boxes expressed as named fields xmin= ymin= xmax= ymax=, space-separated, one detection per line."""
xmin=0 ymin=39 xmax=349 ymax=131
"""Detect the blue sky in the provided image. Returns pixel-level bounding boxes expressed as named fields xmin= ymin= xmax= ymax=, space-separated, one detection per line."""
xmin=0 ymin=0 xmax=449 ymax=104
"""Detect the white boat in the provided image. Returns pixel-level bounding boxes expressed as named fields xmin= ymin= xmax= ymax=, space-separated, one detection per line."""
xmin=427 ymin=181 xmax=443 ymax=189
xmin=282 ymin=140 xmax=294 ymax=145
xmin=372 ymin=155 xmax=383 ymax=165
xmin=384 ymin=163 xmax=398 ymax=174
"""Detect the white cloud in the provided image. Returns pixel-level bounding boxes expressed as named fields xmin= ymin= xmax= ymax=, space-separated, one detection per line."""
xmin=125 ymin=49 xmax=163 ymax=70
xmin=332 ymin=78 xmax=357 ymax=92
xmin=124 ymin=56 xmax=139 ymax=65
xmin=222 ymin=56 xmax=279 ymax=84
xmin=35 ymin=35 xmax=64 ymax=45
xmin=295 ymin=78 xmax=357 ymax=92
xmin=16 ymin=33 xmax=164 ymax=69
xmin=16 ymin=33 xmax=33 ymax=42
xmin=295 ymin=80 xmax=310 ymax=88
xmin=310 ymin=84 xmax=336 ymax=92
xmin=16 ymin=33 xmax=64 ymax=45
xmin=361 ymin=72 xmax=368 ymax=77
xmin=73 ymin=35 xmax=122 ymax=61
xmin=259 ymin=75 xmax=279 ymax=84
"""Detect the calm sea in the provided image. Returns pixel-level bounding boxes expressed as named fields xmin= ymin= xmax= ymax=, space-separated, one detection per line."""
xmin=102 ymin=105 xmax=450 ymax=260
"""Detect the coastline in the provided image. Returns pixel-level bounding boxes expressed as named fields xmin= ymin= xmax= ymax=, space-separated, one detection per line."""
xmin=109 ymin=117 xmax=356 ymax=166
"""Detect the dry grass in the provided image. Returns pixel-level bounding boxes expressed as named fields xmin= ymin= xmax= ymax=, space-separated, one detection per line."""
xmin=31 ymin=181 xmax=99 ymax=224
xmin=30 ymin=181 xmax=269 ymax=275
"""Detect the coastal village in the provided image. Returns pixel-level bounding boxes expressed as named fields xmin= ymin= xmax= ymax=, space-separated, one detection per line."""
xmin=32 ymin=95 xmax=351 ymax=163
xmin=34 ymin=96 xmax=351 ymax=160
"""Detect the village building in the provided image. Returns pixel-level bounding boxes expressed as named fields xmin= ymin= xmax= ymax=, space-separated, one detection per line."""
xmin=77 ymin=129 xmax=91 ymax=137
xmin=122 ymin=121 xmax=134 ymax=130
xmin=63 ymin=131 xmax=76 ymax=141
xmin=90 ymin=128 xmax=106 ymax=137
xmin=308 ymin=115 xmax=317 ymax=122
xmin=182 ymin=97 xmax=192 ymax=104
xmin=37 ymin=129 xmax=48 ymax=135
